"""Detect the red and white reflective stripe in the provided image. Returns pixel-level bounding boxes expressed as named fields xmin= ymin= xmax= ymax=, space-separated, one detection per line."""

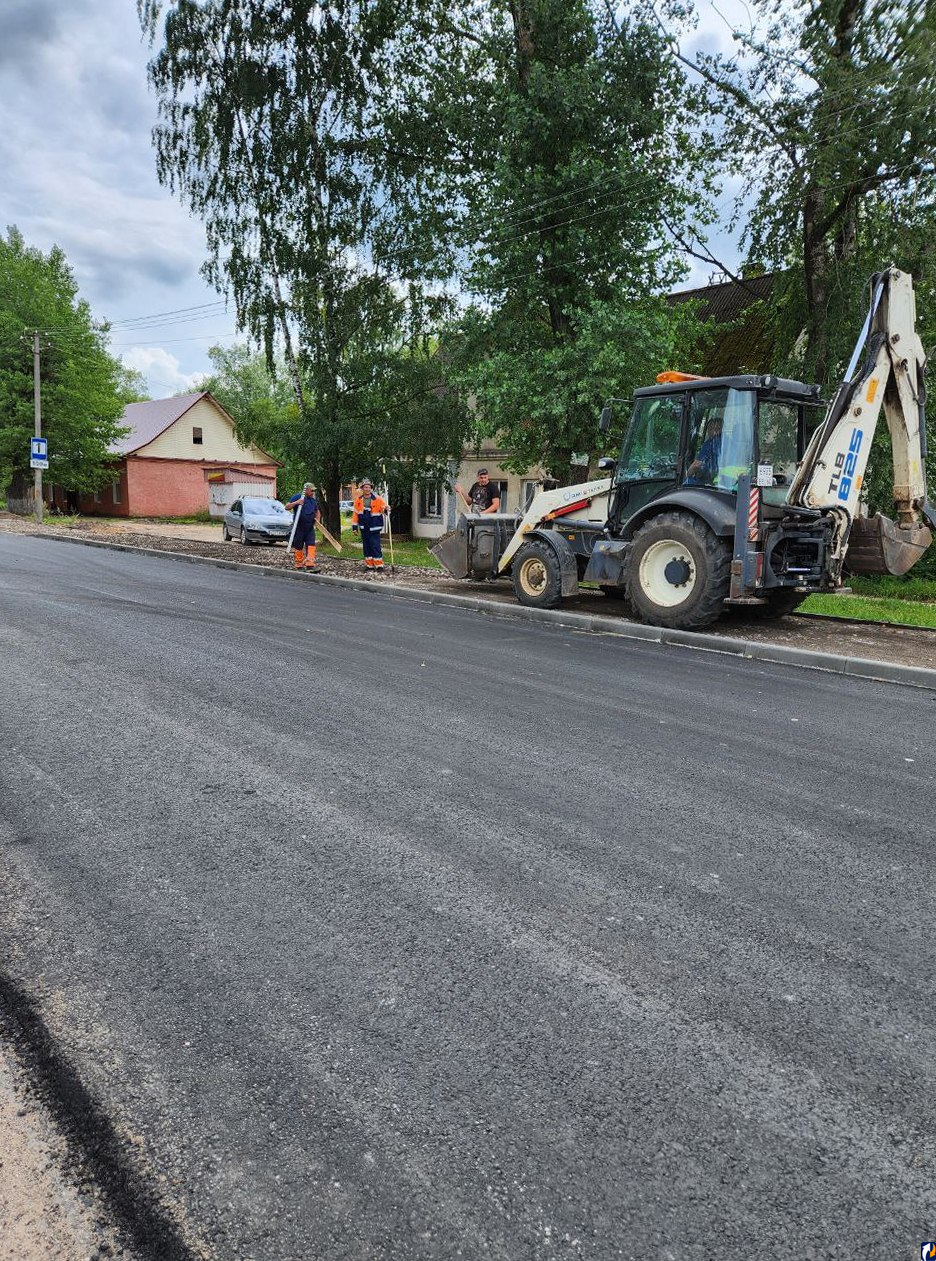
xmin=748 ymin=487 xmax=760 ymax=541
xmin=547 ymin=497 xmax=591 ymax=520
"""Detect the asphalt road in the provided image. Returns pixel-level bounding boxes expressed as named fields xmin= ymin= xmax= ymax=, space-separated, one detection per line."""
xmin=1 ymin=534 xmax=934 ymax=1261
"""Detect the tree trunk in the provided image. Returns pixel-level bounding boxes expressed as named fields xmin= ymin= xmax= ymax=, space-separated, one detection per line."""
xmin=323 ymin=462 xmax=342 ymax=538
xmin=6 ymin=470 xmax=36 ymax=516
xmin=802 ymin=185 xmax=830 ymax=384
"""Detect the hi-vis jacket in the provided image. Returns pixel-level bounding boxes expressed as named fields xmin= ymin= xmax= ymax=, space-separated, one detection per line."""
xmin=352 ymin=493 xmax=387 ymax=532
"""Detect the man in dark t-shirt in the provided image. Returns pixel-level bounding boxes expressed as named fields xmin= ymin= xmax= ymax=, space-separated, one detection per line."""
xmin=455 ymin=468 xmax=501 ymax=514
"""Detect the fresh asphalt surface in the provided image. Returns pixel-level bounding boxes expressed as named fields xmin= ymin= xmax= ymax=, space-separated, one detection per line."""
xmin=0 ymin=534 xmax=934 ymax=1261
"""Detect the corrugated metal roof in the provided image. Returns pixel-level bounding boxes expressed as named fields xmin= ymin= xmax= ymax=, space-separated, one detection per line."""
xmin=111 ymin=392 xmax=280 ymax=465
xmin=112 ymin=393 xmax=206 ymax=455
xmin=669 ymin=273 xmax=778 ymax=376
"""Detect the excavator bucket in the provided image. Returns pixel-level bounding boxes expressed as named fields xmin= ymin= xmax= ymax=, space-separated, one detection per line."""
xmin=431 ymin=519 xmax=471 ymax=579
xmin=844 ymin=514 xmax=933 ymax=576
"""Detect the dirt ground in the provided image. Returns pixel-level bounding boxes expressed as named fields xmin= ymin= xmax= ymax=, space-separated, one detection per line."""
xmin=4 ymin=512 xmax=936 ymax=670
xmin=0 ymin=1042 xmax=127 ymax=1261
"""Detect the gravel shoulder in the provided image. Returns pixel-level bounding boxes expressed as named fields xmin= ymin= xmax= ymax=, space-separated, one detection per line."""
xmin=5 ymin=512 xmax=936 ymax=670
xmin=0 ymin=1040 xmax=128 ymax=1261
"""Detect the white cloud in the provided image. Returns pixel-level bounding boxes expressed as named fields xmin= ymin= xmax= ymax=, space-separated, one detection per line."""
xmin=121 ymin=346 xmax=206 ymax=398
xmin=0 ymin=0 xmax=231 ymax=395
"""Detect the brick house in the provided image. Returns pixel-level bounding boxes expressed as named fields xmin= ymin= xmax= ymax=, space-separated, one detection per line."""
xmin=57 ymin=392 xmax=280 ymax=518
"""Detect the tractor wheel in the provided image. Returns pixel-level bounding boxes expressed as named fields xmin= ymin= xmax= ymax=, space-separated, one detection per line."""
xmin=749 ymin=591 xmax=808 ymax=619
xmin=512 ymin=540 xmax=563 ymax=610
xmin=626 ymin=511 xmax=731 ymax=629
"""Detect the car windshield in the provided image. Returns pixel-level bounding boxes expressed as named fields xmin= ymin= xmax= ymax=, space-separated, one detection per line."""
xmin=243 ymin=498 xmax=285 ymax=514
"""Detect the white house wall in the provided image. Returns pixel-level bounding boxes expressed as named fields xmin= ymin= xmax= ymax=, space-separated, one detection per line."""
xmin=411 ymin=450 xmax=547 ymax=540
xmin=135 ymin=397 xmax=269 ymax=464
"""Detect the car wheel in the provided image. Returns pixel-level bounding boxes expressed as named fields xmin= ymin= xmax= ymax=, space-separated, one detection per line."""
xmin=222 ymin=524 xmax=230 ymax=541
xmin=240 ymin=526 xmax=251 ymax=546
xmin=512 ymin=540 xmax=563 ymax=609
xmin=626 ymin=510 xmax=731 ymax=629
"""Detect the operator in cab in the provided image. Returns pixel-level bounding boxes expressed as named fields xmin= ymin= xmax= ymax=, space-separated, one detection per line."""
xmin=455 ymin=468 xmax=501 ymax=514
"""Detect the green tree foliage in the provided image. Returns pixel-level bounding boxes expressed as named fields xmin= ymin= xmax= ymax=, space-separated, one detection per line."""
xmin=197 ymin=344 xmax=294 ymax=453
xmin=0 ymin=227 xmax=127 ymax=507
xmin=384 ymin=0 xmax=714 ymax=477
xmin=682 ymin=0 xmax=936 ymax=384
xmin=198 ymin=331 xmax=465 ymax=514
xmin=115 ymin=365 xmax=151 ymax=405
xmin=140 ymin=0 xmax=469 ymax=531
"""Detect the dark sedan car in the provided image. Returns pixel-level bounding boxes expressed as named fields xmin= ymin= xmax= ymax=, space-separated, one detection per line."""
xmin=222 ymin=496 xmax=293 ymax=545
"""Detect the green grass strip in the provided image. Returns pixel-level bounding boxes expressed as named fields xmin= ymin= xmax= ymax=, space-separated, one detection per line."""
xmin=800 ymin=593 xmax=936 ymax=629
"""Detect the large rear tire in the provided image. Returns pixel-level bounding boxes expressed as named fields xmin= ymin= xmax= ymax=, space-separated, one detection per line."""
xmin=626 ymin=511 xmax=731 ymax=629
xmin=749 ymin=591 xmax=808 ymax=619
xmin=512 ymin=540 xmax=563 ymax=609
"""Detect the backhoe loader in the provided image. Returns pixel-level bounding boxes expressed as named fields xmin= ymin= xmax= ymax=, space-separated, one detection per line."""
xmin=432 ymin=267 xmax=934 ymax=629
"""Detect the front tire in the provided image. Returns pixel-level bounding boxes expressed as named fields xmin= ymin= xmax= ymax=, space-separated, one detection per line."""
xmin=240 ymin=526 xmax=251 ymax=546
xmin=512 ymin=540 xmax=563 ymax=609
xmin=627 ymin=511 xmax=731 ymax=629
xmin=222 ymin=524 xmax=231 ymax=541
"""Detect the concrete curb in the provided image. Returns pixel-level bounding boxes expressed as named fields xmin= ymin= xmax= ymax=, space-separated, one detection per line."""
xmin=26 ymin=530 xmax=936 ymax=691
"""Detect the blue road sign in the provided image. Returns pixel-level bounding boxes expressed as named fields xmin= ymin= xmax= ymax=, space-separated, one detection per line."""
xmin=30 ymin=437 xmax=49 ymax=470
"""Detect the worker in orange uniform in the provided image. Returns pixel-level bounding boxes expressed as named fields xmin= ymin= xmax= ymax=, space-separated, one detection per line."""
xmin=285 ymin=483 xmax=322 ymax=571
xmin=351 ymin=478 xmax=388 ymax=572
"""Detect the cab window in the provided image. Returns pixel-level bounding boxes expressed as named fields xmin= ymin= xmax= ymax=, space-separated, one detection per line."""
xmin=683 ymin=388 xmax=754 ymax=491
xmin=616 ymin=395 xmax=683 ymax=485
xmin=758 ymin=400 xmax=801 ymax=505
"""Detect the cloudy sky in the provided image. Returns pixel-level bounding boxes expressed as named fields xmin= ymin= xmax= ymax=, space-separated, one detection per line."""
xmin=0 ymin=0 xmax=743 ymax=401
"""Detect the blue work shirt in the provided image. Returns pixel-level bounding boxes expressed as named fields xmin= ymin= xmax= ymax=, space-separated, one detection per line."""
xmin=287 ymin=493 xmax=320 ymax=520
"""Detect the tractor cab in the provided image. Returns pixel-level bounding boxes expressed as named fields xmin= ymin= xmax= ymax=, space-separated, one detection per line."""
xmin=606 ymin=374 xmax=823 ymax=539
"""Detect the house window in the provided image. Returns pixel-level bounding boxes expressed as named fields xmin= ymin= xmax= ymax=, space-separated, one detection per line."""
xmin=419 ymin=483 xmax=443 ymax=520
xmin=112 ymin=479 xmax=121 ymax=504
xmin=491 ymin=480 xmax=508 ymax=511
xmin=193 ymin=426 xmax=203 ymax=445
xmin=93 ymin=490 xmax=101 ymax=504
xmin=520 ymin=480 xmax=538 ymax=511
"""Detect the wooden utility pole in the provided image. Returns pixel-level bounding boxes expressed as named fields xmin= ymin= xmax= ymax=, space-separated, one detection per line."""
xmin=33 ymin=331 xmax=43 ymax=523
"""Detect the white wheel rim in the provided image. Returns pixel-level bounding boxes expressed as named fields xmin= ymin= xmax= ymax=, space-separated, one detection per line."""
xmin=638 ymin=539 xmax=697 ymax=608
xmin=520 ymin=557 xmax=547 ymax=596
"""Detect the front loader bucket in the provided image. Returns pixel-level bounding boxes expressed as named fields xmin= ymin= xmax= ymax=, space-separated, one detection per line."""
xmin=844 ymin=513 xmax=933 ymax=576
xmin=431 ymin=518 xmax=470 ymax=579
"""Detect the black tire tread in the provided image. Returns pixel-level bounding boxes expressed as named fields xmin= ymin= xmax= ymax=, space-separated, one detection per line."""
xmin=512 ymin=540 xmax=564 ymax=610
xmin=749 ymin=590 xmax=808 ymax=619
xmin=626 ymin=510 xmax=731 ymax=630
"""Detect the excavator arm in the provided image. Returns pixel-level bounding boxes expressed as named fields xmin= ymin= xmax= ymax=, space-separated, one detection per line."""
xmin=787 ymin=267 xmax=934 ymax=576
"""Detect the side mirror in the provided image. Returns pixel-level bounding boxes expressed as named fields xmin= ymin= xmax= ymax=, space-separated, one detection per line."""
xmin=597 ymin=457 xmax=616 ymax=471
xmin=599 ymin=406 xmax=612 ymax=433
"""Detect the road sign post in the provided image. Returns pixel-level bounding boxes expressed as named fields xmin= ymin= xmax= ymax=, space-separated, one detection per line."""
xmin=32 ymin=332 xmax=43 ymax=522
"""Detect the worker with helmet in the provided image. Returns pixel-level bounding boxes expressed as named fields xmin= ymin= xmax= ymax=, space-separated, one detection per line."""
xmin=351 ymin=478 xmax=388 ymax=572
xmin=285 ymin=482 xmax=322 ymax=571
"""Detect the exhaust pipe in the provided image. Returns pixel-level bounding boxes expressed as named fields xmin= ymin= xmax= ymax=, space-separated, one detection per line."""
xmin=844 ymin=514 xmax=933 ymax=576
